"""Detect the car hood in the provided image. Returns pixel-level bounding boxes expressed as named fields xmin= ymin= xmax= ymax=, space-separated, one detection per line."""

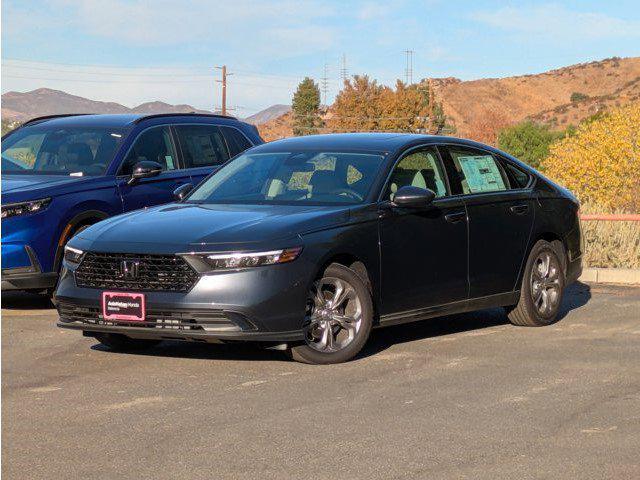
xmin=76 ymin=203 xmax=352 ymax=252
xmin=1 ymin=174 xmax=100 ymax=202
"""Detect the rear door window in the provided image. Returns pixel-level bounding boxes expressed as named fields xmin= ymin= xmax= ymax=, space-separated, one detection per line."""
xmin=174 ymin=125 xmax=230 ymax=168
xmin=445 ymin=147 xmax=508 ymax=195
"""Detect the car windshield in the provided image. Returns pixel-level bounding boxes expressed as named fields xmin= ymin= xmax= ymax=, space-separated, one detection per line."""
xmin=1 ymin=125 xmax=125 ymax=176
xmin=186 ymin=151 xmax=385 ymax=205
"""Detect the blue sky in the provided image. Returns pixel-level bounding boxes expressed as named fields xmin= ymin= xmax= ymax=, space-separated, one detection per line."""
xmin=2 ymin=0 xmax=640 ymax=115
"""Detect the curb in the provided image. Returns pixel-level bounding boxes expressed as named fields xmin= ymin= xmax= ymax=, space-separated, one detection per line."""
xmin=579 ymin=268 xmax=640 ymax=285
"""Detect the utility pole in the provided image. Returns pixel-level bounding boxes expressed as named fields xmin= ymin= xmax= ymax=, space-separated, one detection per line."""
xmin=403 ymin=49 xmax=414 ymax=85
xmin=215 ymin=65 xmax=233 ymax=115
xmin=321 ymin=63 xmax=329 ymax=107
xmin=340 ymin=53 xmax=348 ymax=83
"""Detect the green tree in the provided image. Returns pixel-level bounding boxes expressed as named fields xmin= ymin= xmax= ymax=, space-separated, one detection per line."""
xmin=497 ymin=121 xmax=564 ymax=169
xmin=291 ymin=77 xmax=322 ymax=136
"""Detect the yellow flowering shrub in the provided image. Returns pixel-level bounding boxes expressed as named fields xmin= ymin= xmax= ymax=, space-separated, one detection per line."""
xmin=542 ymin=103 xmax=640 ymax=213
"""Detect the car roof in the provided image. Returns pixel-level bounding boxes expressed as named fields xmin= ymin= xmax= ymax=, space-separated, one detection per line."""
xmin=251 ymin=132 xmax=497 ymax=153
xmin=21 ymin=113 xmax=238 ymax=129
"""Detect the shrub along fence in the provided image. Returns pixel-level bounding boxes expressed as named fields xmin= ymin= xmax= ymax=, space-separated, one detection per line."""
xmin=579 ymin=214 xmax=640 ymax=269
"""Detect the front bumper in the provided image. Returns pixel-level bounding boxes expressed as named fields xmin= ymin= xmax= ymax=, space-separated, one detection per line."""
xmin=55 ymin=257 xmax=314 ymax=343
xmin=1 ymin=246 xmax=57 ymax=291
xmin=56 ymin=302 xmax=304 ymax=342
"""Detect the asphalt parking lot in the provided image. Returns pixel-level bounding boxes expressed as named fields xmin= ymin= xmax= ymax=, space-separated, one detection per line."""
xmin=2 ymin=282 xmax=639 ymax=479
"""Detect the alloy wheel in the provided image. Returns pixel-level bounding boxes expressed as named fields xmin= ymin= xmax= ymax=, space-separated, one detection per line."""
xmin=530 ymin=251 xmax=561 ymax=317
xmin=304 ymin=276 xmax=363 ymax=352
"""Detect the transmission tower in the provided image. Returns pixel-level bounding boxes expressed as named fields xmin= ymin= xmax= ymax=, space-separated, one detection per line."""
xmin=403 ymin=49 xmax=414 ymax=85
xmin=340 ymin=53 xmax=348 ymax=83
xmin=321 ymin=63 xmax=329 ymax=107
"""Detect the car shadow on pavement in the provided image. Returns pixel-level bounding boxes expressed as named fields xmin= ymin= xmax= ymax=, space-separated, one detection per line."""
xmin=1 ymin=291 xmax=54 ymax=310
xmin=90 ymin=340 xmax=290 ymax=362
xmin=358 ymin=281 xmax=592 ymax=360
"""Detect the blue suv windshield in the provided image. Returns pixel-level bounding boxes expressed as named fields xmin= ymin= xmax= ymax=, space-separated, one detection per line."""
xmin=186 ymin=151 xmax=385 ymax=205
xmin=1 ymin=125 xmax=125 ymax=176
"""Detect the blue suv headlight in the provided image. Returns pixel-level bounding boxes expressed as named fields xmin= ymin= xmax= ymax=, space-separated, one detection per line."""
xmin=1 ymin=198 xmax=51 ymax=219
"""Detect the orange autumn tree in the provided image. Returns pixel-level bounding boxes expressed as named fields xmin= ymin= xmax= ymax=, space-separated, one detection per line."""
xmin=328 ymin=76 xmax=445 ymax=133
xmin=542 ymin=102 xmax=640 ymax=212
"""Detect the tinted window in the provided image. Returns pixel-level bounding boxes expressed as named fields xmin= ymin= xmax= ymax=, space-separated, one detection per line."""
xmin=220 ymin=126 xmax=252 ymax=157
xmin=175 ymin=125 xmax=229 ymax=168
xmin=120 ymin=127 xmax=177 ymax=175
xmin=186 ymin=151 xmax=385 ymax=205
xmin=447 ymin=147 xmax=507 ymax=194
xmin=502 ymin=160 xmax=531 ymax=189
xmin=386 ymin=148 xmax=447 ymax=200
xmin=1 ymin=126 xmax=124 ymax=176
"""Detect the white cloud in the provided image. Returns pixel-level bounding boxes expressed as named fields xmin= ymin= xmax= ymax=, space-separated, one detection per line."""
xmin=49 ymin=0 xmax=338 ymax=57
xmin=473 ymin=4 xmax=640 ymax=40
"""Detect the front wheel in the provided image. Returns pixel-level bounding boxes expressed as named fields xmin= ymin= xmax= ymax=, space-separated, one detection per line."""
xmin=507 ymin=240 xmax=565 ymax=326
xmin=289 ymin=263 xmax=373 ymax=364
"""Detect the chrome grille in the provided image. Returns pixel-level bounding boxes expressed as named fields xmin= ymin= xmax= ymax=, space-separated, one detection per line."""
xmin=74 ymin=252 xmax=199 ymax=292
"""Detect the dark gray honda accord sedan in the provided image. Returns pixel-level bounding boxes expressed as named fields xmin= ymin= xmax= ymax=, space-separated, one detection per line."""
xmin=56 ymin=133 xmax=583 ymax=364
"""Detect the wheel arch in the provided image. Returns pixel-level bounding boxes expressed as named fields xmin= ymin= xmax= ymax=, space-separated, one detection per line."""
xmin=53 ymin=209 xmax=110 ymax=271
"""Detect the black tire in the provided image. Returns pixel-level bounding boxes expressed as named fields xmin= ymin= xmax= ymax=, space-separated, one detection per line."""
xmin=93 ymin=333 xmax=161 ymax=351
xmin=289 ymin=263 xmax=373 ymax=365
xmin=508 ymin=240 xmax=566 ymax=327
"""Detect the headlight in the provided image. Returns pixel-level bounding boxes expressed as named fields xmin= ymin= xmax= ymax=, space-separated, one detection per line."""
xmin=64 ymin=245 xmax=85 ymax=265
xmin=182 ymin=247 xmax=303 ymax=273
xmin=1 ymin=198 xmax=51 ymax=219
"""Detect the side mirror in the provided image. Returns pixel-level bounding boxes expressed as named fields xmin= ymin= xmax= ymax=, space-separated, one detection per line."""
xmin=127 ymin=160 xmax=163 ymax=185
xmin=392 ymin=186 xmax=436 ymax=208
xmin=173 ymin=183 xmax=194 ymax=201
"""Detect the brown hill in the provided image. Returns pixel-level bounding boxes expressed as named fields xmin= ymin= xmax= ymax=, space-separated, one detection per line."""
xmin=1 ymin=88 xmax=211 ymax=123
xmin=434 ymin=57 xmax=640 ymax=136
xmin=258 ymin=57 xmax=640 ymax=141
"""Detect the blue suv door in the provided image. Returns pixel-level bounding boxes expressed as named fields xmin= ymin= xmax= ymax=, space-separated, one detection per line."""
xmin=116 ymin=125 xmax=191 ymax=211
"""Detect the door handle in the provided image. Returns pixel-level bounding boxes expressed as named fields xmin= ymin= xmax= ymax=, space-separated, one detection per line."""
xmin=444 ymin=211 xmax=466 ymax=223
xmin=510 ymin=204 xmax=529 ymax=215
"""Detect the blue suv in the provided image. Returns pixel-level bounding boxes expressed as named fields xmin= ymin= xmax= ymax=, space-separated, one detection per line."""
xmin=1 ymin=113 xmax=262 ymax=293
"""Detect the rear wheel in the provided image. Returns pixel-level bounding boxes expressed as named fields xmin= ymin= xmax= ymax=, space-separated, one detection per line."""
xmin=289 ymin=263 xmax=373 ymax=364
xmin=93 ymin=333 xmax=161 ymax=351
xmin=507 ymin=240 xmax=565 ymax=326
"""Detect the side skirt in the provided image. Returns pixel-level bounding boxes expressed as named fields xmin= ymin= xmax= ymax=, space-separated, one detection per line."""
xmin=377 ymin=291 xmax=520 ymax=328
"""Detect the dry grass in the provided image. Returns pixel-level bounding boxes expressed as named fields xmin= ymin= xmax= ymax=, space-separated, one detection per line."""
xmin=581 ymin=220 xmax=640 ymax=268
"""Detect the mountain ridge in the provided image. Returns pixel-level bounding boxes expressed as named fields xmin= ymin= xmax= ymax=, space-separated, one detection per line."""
xmin=1 ymin=88 xmax=212 ymax=122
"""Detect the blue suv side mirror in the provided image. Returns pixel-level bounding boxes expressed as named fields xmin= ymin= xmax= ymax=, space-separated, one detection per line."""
xmin=127 ymin=160 xmax=163 ymax=185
